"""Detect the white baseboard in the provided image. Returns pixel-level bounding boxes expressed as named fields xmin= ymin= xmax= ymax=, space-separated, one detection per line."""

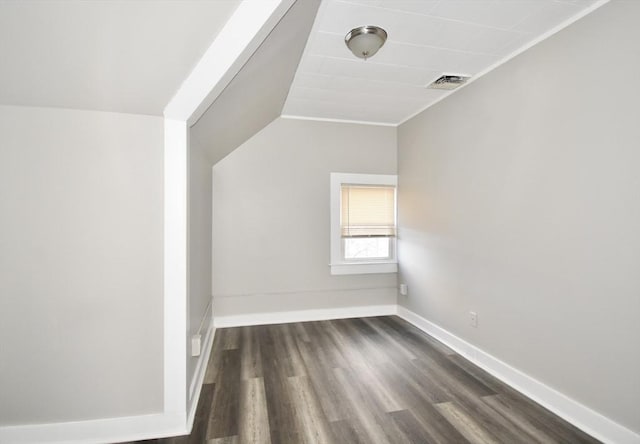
xmin=396 ymin=306 xmax=640 ymax=444
xmin=0 ymin=412 xmax=187 ymax=444
xmin=213 ymin=304 xmax=397 ymax=328
xmin=186 ymin=319 xmax=216 ymax=430
xmin=0 ymin=319 xmax=219 ymax=444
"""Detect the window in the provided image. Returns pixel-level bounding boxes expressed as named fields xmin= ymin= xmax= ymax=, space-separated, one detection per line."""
xmin=330 ymin=173 xmax=398 ymax=275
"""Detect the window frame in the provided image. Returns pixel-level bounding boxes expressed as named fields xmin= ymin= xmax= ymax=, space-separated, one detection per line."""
xmin=330 ymin=172 xmax=398 ymax=275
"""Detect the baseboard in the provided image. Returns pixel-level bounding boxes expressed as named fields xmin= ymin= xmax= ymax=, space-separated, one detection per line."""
xmin=0 ymin=412 xmax=187 ymax=444
xmin=186 ymin=319 xmax=216 ymax=431
xmin=0 ymin=319 xmax=219 ymax=444
xmin=213 ymin=304 xmax=397 ymax=328
xmin=396 ymin=306 xmax=640 ymax=444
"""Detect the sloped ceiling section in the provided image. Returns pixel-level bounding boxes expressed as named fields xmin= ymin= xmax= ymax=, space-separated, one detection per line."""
xmin=0 ymin=0 xmax=241 ymax=115
xmin=191 ymin=0 xmax=321 ymax=165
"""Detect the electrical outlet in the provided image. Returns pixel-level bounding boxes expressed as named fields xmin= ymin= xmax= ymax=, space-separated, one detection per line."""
xmin=399 ymin=284 xmax=408 ymax=296
xmin=191 ymin=334 xmax=202 ymax=357
xmin=469 ymin=311 xmax=478 ymax=328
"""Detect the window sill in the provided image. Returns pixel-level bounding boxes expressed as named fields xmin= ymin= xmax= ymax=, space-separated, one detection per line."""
xmin=329 ymin=262 xmax=398 ymax=275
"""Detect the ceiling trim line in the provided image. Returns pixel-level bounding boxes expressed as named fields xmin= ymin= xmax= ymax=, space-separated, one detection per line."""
xmin=281 ymin=114 xmax=398 ymax=127
xmin=397 ymin=0 xmax=611 ymax=127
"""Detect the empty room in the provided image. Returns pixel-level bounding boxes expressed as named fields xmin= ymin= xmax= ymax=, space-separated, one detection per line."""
xmin=0 ymin=0 xmax=638 ymax=443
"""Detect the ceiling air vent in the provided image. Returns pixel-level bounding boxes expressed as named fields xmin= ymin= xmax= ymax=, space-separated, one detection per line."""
xmin=428 ymin=74 xmax=470 ymax=90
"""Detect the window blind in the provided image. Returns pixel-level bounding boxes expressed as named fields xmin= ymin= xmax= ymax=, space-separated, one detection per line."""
xmin=341 ymin=185 xmax=396 ymax=237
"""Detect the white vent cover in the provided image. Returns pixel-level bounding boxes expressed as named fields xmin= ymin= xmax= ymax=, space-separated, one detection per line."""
xmin=428 ymin=74 xmax=470 ymax=90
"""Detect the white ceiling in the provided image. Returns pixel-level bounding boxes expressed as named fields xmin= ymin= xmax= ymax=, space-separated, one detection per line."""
xmin=0 ymin=0 xmax=607 ymax=124
xmin=282 ymin=0 xmax=604 ymax=125
xmin=0 ymin=0 xmax=241 ymax=116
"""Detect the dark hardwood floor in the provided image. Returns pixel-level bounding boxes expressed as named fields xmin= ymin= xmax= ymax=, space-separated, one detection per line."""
xmin=131 ymin=316 xmax=600 ymax=444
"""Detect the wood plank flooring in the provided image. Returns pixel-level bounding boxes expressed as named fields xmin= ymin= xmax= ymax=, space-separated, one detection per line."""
xmin=131 ymin=316 xmax=600 ymax=444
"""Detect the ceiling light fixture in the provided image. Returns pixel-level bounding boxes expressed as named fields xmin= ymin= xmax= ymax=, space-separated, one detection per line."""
xmin=344 ymin=25 xmax=387 ymax=60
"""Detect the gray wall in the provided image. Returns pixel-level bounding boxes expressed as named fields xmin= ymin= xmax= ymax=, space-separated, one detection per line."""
xmin=212 ymin=117 xmax=397 ymax=316
xmin=0 ymin=105 xmax=164 ymax=425
xmin=187 ymin=136 xmax=213 ymax=387
xmin=397 ymin=0 xmax=640 ymax=433
xmin=189 ymin=0 xmax=320 ymax=165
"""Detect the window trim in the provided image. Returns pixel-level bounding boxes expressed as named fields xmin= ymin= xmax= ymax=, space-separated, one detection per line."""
xmin=330 ymin=172 xmax=398 ymax=275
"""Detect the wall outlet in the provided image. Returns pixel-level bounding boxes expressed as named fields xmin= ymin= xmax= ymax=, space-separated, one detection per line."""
xmin=469 ymin=311 xmax=478 ymax=328
xmin=399 ymin=283 xmax=408 ymax=296
xmin=191 ymin=334 xmax=202 ymax=357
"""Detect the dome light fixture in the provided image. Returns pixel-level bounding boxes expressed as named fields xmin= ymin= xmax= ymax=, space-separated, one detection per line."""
xmin=344 ymin=25 xmax=388 ymax=60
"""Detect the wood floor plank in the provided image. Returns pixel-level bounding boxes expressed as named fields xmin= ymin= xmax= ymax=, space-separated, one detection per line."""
xmin=332 ymin=366 xmax=392 ymax=443
xmin=390 ymin=409 xmax=439 ymax=444
xmin=239 ymin=377 xmax=271 ymax=444
xmin=332 ymin=318 xmax=391 ymax=365
xmin=348 ymin=360 xmax=407 ymax=413
xmin=240 ymin=326 xmax=263 ymax=380
xmin=413 ymin=355 xmax=497 ymax=400
xmin=446 ymin=354 xmax=519 ymax=397
xmin=442 ymin=356 xmax=593 ymax=443
xmin=268 ymin=324 xmax=306 ymax=377
xmin=322 ymin=318 xmax=382 ymax=370
xmin=436 ymin=401 xmax=501 ymax=444
xmin=257 ymin=326 xmax=300 ymax=444
xmin=206 ymin=437 xmax=238 ymax=444
xmin=204 ymin=332 xmax=225 ymax=385
xmin=189 ymin=383 xmax=214 ymax=444
xmin=381 ymin=355 xmax=451 ymax=404
xmin=163 ymin=437 xmax=189 ymax=444
xmin=206 ymin=349 xmax=241 ymax=440
xmin=328 ymin=419 xmax=365 ymax=444
xmin=418 ymin=358 xmax=532 ymax=444
xmin=280 ymin=323 xmax=307 ymax=377
xmin=306 ymin=321 xmax=349 ymax=369
xmin=362 ymin=317 xmax=418 ymax=361
xmin=390 ymin=408 xmax=470 ymax=444
xmin=286 ymin=375 xmax=334 ymax=444
xmin=481 ymin=394 xmax=561 ymax=444
xmin=295 ymin=335 xmax=352 ymax=422
xmin=332 ymin=366 xmax=412 ymax=444
xmin=292 ymin=322 xmax=311 ymax=343
xmin=327 ymin=318 xmax=408 ymax=413
xmin=497 ymin=389 xmax=601 ymax=443
xmin=445 ymin=393 xmax=535 ymax=444
xmin=422 ymin=351 xmax=498 ymax=397
xmin=381 ymin=316 xmax=456 ymax=356
xmin=221 ymin=327 xmax=241 ymax=350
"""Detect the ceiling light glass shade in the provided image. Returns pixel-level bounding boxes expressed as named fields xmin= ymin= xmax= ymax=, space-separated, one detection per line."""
xmin=345 ymin=25 xmax=387 ymax=60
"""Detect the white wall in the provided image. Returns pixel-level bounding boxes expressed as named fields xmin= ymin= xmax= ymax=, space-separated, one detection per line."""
xmin=0 ymin=105 xmax=164 ymax=425
xmin=397 ymin=0 xmax=640 ymax=434
xmin=187 ymin=136 xmax=213 ymax=389
xmin=212 ymin=117 xmax=397 ymax=317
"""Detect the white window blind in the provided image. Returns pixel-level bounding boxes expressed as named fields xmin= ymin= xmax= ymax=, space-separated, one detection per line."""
xmin=341 ymin=185 xmax=396 ymax=237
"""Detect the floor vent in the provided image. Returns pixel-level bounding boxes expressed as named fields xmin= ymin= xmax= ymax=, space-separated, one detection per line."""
xmin=428 ymin=74 xmax=470 ymax=90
